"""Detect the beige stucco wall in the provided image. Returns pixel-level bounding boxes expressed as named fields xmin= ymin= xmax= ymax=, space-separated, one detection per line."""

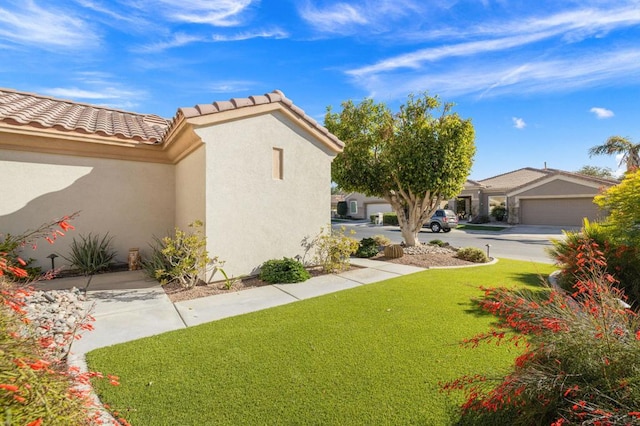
xmin=175 ymin=144 xmax=206 ymax=230
xmin=0 ymin=149 xmax=175 ymax=271
xmin=194 ymin=110 xmax=334 ymax=278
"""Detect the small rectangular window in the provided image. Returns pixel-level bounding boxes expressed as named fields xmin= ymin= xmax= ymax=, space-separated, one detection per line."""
xmin=349 ymin=200 xmax=358 ymax=214
xmin=272 ymin=148 xmax=283 ymax=180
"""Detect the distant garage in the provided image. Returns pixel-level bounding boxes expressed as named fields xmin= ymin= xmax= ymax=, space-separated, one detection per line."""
xmin=520 ymin=197 xmax=603 ymax=226
xmin=365 ymin=202 xmax=394 ymax=219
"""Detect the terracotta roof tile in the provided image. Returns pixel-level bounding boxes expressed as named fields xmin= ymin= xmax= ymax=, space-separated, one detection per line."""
xmin=172 ymin=90 xmax=344 ymax=150
xmin=0 ymin=88 xmax=169 ymax=143
xmin=0 ymin=87 xmax=344 ymax=152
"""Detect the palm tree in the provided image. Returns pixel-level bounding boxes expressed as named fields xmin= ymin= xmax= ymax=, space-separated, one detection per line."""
xmin=589 ymin=136 xmax=640 ymax=173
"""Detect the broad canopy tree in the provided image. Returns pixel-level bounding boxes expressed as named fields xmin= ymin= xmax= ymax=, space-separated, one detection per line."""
xmin=326 ymin=93 xmax=475 ymax=246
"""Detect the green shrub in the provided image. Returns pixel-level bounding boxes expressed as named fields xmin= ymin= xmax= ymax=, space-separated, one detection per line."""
xmin=372 ymin=234 xmax=391 ymax=247
xmin=143 ymin=221 xmax=225 ymax=289
xmin=336 ymin=201 xmax=348 ymax=217
xmin=312 ymin=226 xmax=359 ymax=273
xmin=62 ymin=233 xmax=116 ymax=291
xmin=429 ymin=239 xmax=445 ymax=247
xmin=490 ymin=205 xmax=506 ymax=221
xmin=355 ymin=238 xmax=379 ymax=258
xmin=259 ymin=258 xmax=311 ymax=284
xmin=455 ymin=247 xmax=488 ymax=263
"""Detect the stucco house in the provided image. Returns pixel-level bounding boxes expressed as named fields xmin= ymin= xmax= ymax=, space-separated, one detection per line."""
xmin=458 ymin=167 xmax=617 ymax=226
xmin=344 ymin=167 xmax=618 ymax=227
xmin=0 ymin=88 xmax=343 ymax=279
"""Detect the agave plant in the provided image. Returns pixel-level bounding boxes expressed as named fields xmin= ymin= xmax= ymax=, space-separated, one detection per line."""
xmin=63 ymin=233 xmax=116 ymax=292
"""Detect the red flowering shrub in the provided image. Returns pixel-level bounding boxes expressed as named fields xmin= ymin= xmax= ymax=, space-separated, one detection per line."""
xmin=548 ymin=219 xmax=640 ymax=307
xmin=1 ymin=216 xmax=127 ymax=425
xmin=443 ymin=240 xmax=640 ymax=425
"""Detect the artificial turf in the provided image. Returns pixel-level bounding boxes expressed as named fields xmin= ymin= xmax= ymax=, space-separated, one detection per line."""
xmin=86 ymin=259 xmax=554 ymax=425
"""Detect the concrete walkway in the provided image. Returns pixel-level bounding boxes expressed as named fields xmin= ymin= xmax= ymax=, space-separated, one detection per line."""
xmin=65 ymin=258 xmax=428 ymax=367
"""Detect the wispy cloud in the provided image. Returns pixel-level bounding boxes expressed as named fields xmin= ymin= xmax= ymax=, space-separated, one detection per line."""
xmin=590 ymin=107 xmax=614 ymax=119
xmin=156 ymin=0 xmax=255 ymax=27
xmin=136 ymin=33 xmax=207 ymax=53
xmin=211 ymin=28 xmax=288 ymax=42
xmin=512 ymin=117 xmax=526 ymax=129
xmin=352 ymin=48 xmax=640 ymax=101
xmin=41 ymin=74 xmax=147 ymax=110
xmin=349 ymin=4 xmax=640 ymax=77
xmin=207 ymin=80 xmax=256 ymax=93
xmin=0 ymin=0 xmax=100 ymax=50
xmin=299 ymin=0 xmax=422 ymax=35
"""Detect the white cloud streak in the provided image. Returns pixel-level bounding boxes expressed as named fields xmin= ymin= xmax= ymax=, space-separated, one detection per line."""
xmin=211 ymin=29 xmax=289 ymax=42
xmin=590 ymin=107 xmax=614 ymax=119
xmin=299 ymin=0 xmax=422 ymax=34
xmin=0 ymin=0 xmax=100 ymax=50
xmin=346 ymin=3 xmax=640 ymax=100
xmin=354 ymin=48 xmax=640 ymax=101
xmin=156 ymin=0 xmax=255 ymax=27
xmin=512 ymin=117 xmax=526 ymax=129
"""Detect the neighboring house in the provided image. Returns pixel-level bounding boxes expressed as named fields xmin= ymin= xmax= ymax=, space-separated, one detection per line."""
xmin=343 ymin=193 xmax=394 ymax=220
xmin=344 ymin=167 xmax=617 ymax=227
xmin=0 ymin=88 xmax=343 ymax=278
xmin=458 ymin=167 xmax=617 ymax=226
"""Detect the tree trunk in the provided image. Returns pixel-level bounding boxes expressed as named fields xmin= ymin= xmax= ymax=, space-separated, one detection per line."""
xmin=385 ymin=191 xmax=442 ymax=247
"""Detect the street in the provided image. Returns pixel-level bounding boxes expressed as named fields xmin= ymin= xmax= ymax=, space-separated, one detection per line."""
xmin=332 ymin=221 xmax=573 ymax=264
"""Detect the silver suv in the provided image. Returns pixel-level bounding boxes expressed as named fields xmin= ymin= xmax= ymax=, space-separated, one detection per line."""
xmin=426 ymin=209 xmax=458 ymax=233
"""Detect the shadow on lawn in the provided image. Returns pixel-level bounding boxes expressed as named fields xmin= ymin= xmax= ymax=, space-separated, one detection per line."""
xmin=460 ymin=271 xmax=553 ymax=319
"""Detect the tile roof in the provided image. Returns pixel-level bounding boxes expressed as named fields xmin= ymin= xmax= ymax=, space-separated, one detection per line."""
xmin=0 ymin=88 xmax=344 ymax=151
xmin=0 ymin=88 xmax=169 ymax=143
xmin=172 ymin=89 xmax=344 ymax=149
xmin=478 ymin=167 xmax=553 ymax=190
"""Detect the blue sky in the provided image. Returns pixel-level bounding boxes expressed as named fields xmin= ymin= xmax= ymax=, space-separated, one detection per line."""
xmin=1 ymin=0 xmax=639 ymax=180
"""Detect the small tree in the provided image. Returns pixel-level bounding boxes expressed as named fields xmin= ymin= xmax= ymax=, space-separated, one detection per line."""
xmin=576 ymin=165 xmax=614 ymax=178
xmin=326 ymin=93 xmax=475 ymax=246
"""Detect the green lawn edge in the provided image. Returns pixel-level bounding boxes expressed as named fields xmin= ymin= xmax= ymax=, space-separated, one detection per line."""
xmin=87 ymin=259 xmax=555 ymax=425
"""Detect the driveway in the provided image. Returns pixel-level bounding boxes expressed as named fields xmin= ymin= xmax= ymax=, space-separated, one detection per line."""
xmin=332 ymin=221 xmax=575 ymax=264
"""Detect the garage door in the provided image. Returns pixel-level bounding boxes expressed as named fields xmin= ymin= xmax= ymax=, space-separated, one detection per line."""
xmin=366 ymin=203 xmax=394 ymax=218
xmin=520 ymin=198 xmax=602 ymax=226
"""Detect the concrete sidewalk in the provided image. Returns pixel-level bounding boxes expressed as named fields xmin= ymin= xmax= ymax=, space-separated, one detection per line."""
xmin=66 ymin=259 xmax=427 ymax=363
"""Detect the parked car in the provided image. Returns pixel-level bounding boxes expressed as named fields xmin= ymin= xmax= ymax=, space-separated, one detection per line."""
xmin=425 ymin=209 xmax=458 ymax=233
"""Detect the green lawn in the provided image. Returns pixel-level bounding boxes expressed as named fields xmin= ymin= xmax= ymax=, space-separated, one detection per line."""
xmin=87 ymin=259 xmax=554 ymax=425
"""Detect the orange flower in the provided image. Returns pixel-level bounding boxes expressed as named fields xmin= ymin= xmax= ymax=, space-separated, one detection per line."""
xmin=0 ymin=384 xmax=19 ymax=392
xmin=26 ymin=419 xmax=43 ymax=426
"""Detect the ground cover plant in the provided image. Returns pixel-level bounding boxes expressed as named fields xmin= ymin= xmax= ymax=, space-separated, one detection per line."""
xmin=87 ymin=259 xmax=554 ymax=425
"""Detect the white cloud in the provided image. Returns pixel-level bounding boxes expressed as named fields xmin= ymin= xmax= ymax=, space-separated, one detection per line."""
xmin=512 ymin=117 xmax=526 ymax=129
xmin=590 ymin=107 xmax=614 ymax=119
xmin=41 ymin=75 xmax=147 ymax=111
xmin=350 ymin=47 xmax=640 ymax=101
xmin=349 ymin=4 xmax=640 ymax=77
xmin=299 ymin=0 xmax=422 ymax=35
xmin=207 ymin=80 xmax=256 ymax=93
xmin=136 ymin=33 xmax=207 ymax=53
xmin=0 ymin=0 xmax=99 ymax=50
xmin=157 ymin=0 xmax=255 ymax=27
xmin=211 ymin=28 xmax=289 ymax=42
